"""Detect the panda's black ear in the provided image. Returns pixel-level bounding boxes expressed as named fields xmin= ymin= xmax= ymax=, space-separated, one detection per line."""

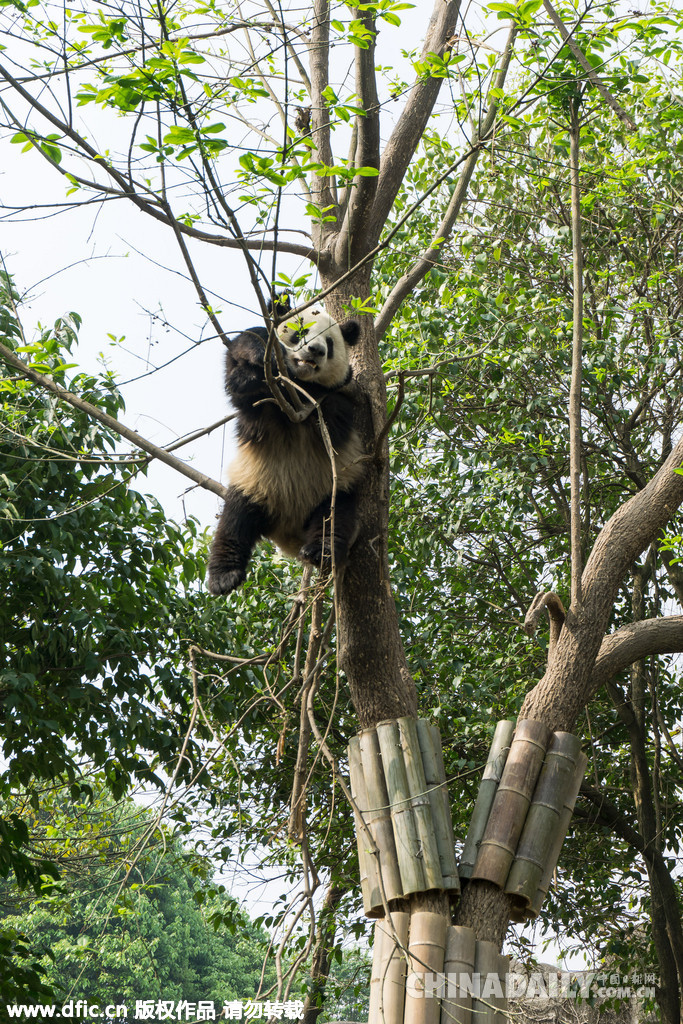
xmin=340 ymin=319 xmax=360 ymax=346
xmin=268 ymin=291 xmax=292 ymax=318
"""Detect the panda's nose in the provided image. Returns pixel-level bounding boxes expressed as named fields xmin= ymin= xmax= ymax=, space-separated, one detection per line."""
xmin=305 ymin=340 xmax=326 ymax=358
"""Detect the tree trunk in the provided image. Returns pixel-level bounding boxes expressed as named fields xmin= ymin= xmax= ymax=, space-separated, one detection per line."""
xmin=302 ymin=882 xmax=345 ymax=1024
xmin=322 ymin=272 xmax=417 ymax=729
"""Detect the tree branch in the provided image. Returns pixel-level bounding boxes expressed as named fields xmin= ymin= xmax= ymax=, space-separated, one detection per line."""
xmin=0 ymin=65 xmax=318 ymax=263
xmin=542 ymin=1 xmax=636 ymax=130
xmin=366 ymin=0 xmax=462 ymax=244
xmin=521 ymin=436 xmax=683 ymax=730
xmin=334 ymin=8 xmax=380 ymax=265
xmin=374 ymin=26 xmax=517 ymax=337
xmin=0 ymin=342 xmax=228 ymax=499
xmin=568 ymin=99 xmax=584 ymax=608
xmin=592 ymin=616 xmax=683 ymax=692
xmin=309 ymin=0 xmax=337 ymax=222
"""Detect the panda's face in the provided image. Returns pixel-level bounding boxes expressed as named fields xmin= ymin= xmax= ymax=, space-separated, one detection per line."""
xmin=277 ymin=308 xmax=359 ymax=388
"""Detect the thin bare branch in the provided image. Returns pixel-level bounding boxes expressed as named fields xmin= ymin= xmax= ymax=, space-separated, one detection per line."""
xmin=569 ymin=99 xmax=584 ymax=608
xmin=374 ymin=26 xmax=517 ymax=336
xmin=0 ymin=66 xmax=317 ymax=262
xmin=0 ymin=342 xmax=228 ymax=499
xmin=542 ymin=0 xmax=636 ymax=130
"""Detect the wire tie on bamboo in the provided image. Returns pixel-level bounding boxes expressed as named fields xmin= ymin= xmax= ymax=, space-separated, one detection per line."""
xmin=369 ymin=910 xmax=410 ymax=1024
xmin=471 ymin=719 xmax=551 ymax=888
xmin=505 ymin=732 xmax=584 ymax=918
xmin=405 ymin=911 xmax=448 ymax=1024
xmin=459 ymin=721 xmax=514 ymax=879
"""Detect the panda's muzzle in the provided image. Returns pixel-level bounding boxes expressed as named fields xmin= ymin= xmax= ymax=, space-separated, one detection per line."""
xmin=290 ymin=338 xmax=328 ymax=372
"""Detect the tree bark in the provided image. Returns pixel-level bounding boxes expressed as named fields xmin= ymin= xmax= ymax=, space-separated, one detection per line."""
xmin=322 ymin=274 xmax=417 ymax=728
xmin=521 ymin=433 xmax=683 ymax=731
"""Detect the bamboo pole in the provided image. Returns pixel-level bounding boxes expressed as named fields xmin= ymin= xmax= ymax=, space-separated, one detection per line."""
xmin=416 ymin=720 xmax=460 ymax=892
xmin=359 ymin=728 xmax=403 ymax=904
xmin=497 ymin=954 xmax=510 ymax=1023
xmin=459 ymin=721 xmax=514 ymax=879
xmin=398 ymin=717 xmax=444 ymax=891
xmin=471 ymin=720 xmax=550 ymax=888
xmin=472 ymin=941 xmax=503 ymax=1024
xmin=348 ymin=735 xmax=383 ymax=916
xmin=376 ymin=720 xmax=426 ymax=896
xmin=404 ymin=911 xmax=449 ymax=1024
xmin=505 ymin=732 xmax=583 ymax=916
xmin=529 ymin=749 xmax=588 ymax=917
xmin=369 ymin=911 xmax=411 ymax=1024
xmin=369 ymin=915 xmax=387 ymax=1023
xmin=439 ymin=926 xmax=476 ymax=1024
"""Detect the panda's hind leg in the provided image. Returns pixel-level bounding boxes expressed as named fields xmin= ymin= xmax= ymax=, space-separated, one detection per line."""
xmin=299 ymin=490 xmax=357 ymax=571
xmin=207 ymin=487 xmax=270 ymax=595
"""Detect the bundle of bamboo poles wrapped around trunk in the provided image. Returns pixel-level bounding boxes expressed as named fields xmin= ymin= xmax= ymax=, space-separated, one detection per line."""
xmin=348 ymin=717 xmax=460 ymax=918
xmin=460 ymin=719 xmax=587 ymax=921
xmin=369 ymin=916 xmax=509 ymax=1024
xmin=347 ymin=717 xmax=585 ymax=1024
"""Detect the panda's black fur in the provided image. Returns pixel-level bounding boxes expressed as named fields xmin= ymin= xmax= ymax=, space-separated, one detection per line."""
xmin=207 ymin=304 xmax=364 ymax=596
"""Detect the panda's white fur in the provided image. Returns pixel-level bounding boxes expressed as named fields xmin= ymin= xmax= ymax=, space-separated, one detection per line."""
xmin=277 ymin=308 xmax=354 ymax=388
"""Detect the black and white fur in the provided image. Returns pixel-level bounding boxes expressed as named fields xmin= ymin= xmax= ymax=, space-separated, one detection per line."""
xmin=207 ymin=305 xmax=364 ymax=596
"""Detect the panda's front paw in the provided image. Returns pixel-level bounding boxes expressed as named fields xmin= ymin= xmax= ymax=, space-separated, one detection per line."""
xmin=299 ymin=540 xmax=348 ymax=572
xmin=207 ymin=567 xmax=246 ymax=596
xmin=299 ymin=540 xmax=330 ymax=569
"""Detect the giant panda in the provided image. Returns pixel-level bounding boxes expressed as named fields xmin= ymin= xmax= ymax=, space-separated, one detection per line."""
xmin=207 ymin=302 xmax=364 ymax=596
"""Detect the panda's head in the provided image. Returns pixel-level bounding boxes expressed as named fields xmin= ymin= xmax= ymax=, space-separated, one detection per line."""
xmin=277 ymin=308 xmax=360 ymax=388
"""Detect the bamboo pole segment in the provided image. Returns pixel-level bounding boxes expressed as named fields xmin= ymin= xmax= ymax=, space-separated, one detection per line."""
xmin=505 ymin=732 xmax=583 ymax=916
xmin=404 ymin=911 xmax=449 ymax=1024
xmin=376 ymin=720 xmax=427 ymax=896
xmin=459 ymin=721 xmax=514 ymax=879
xmin=472 ymin=941 xmax=504 ymax=1024
xmin=369 ymin=916 xmax=387 ymax=1024
xmin=439 ymin=926 xmax=476 ymax=1024
xmin=358 ymin=728 xmax=404 ymax=904
xmin=369 ymin=911 xmax=411 ymax=1024
xmin=416 ymin=720 xmax=460 ymax=893
xmin=497 ymin=954 xmax=510 ymax=1023
xmin=397 ymin=717 xmax=445 ymax=891
xmin=471 ymin=719 xmax=551 ymax=888
xmin=348 ymin=735 xmax=383 ymax=916
xmin=528 ymin=749 xmax=588 ymax=918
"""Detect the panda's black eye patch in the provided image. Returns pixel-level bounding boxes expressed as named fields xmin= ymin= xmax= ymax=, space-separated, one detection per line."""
xmin=325 ymin=336 xmax=334 ymax=359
